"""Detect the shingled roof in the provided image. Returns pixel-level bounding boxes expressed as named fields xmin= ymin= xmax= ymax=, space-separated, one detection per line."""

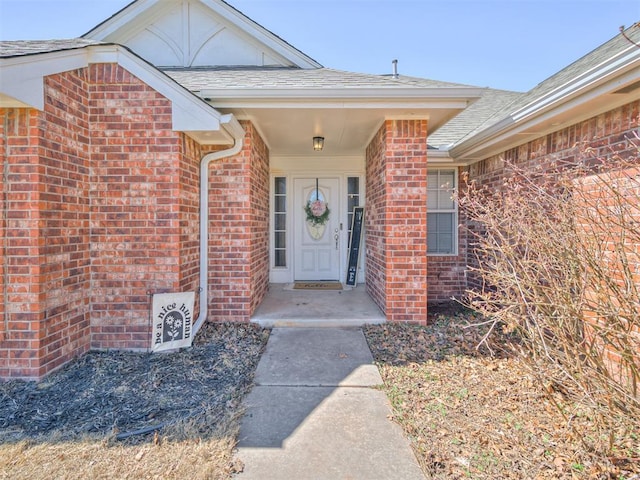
xmin=442 ymin=24 xmax=640 ymax=151
xmin=2 ymin=22 xmax=637 ymax=152
xmin=427 ymin=88 xmax=523 ymax=148
xmin=0 ymin=39 xmax=103 ymax=58
xmin=162 ymin=66 xmax=478 ymax=91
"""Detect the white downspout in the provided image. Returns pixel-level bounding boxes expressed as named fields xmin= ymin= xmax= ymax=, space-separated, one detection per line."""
xmin=193 ymin=115 xmax=245 ymax=335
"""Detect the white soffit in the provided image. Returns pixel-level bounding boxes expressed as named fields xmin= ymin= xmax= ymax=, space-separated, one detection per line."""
xmin=83 ymin=0 xmax=321 ymax=69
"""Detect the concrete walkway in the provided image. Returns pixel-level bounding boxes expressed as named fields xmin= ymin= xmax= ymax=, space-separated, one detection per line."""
xmin=234 ymin=328 xmax=425 ymax=480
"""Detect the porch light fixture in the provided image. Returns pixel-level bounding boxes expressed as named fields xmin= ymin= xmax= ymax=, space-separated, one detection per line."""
xmin=313 ymin=136 xmax=324 ymax=151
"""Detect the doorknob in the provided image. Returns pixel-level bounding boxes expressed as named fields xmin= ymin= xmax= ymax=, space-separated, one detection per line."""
xmin=334 ymin=230 xmax=339 ymax=250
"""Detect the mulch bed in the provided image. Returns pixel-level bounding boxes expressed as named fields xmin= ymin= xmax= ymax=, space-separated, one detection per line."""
xmin=0 ymin=323 xmax=269 ymax=445
xmin=363 ymin=305 xmax=640 ymax=480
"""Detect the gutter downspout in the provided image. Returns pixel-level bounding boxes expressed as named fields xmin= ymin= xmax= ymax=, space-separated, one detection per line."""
xmin=193 ymin=115 xmax=245 ymax=336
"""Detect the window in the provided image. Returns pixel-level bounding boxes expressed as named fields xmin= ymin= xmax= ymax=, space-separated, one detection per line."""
xmin=427 ymin=169 xmax=457 ymax=255
xmin=273 ymin=177 xmax=287 ymax=267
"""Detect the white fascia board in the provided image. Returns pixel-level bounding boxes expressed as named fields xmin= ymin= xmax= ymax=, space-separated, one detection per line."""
xmin=451 ymin=49 xmax=640 ymax=160
xmin=201 ymin=87 xmax=484 ymax=101
xmin=201 ymin=87 xmax=483 ymax=111
xmin=427 ymin=150 xmax=455 ymax=164
xmin=210 ymin=100 xmax=473 ymax=110
xmin=82 ymin=0 xmax=158 ymax=39
xmin=0 ymin=50 xmax=90 ymax=109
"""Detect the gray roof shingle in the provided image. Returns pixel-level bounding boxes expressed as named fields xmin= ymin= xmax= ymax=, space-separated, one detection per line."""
xmin=162 ymin=66 xmax=478 ymax=91
xmin=0 ymin=39 xmax=103 ymax=58
xmin=428 ymin=88 xmax=523 ymax=148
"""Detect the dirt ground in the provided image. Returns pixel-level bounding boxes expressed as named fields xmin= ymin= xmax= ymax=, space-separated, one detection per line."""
xmin=0 ymin=323 xmax=269 ymax=480
xmin=363 ymin=307 xmax=640 ymax=480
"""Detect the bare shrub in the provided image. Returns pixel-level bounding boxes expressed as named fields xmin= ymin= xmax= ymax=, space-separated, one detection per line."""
xmin=460 ymin=136 xmax=640 ymax=457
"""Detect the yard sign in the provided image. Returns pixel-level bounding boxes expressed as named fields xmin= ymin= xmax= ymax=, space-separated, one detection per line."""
xmin=151 ymin=292 xmax=195 ymax=352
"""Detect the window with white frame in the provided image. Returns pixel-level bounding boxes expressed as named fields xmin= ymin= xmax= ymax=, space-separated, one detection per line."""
xmin=427 ymin=169 xmax=457 ymax=255
xmin=273 ymin=177 xmax=287 ymax=267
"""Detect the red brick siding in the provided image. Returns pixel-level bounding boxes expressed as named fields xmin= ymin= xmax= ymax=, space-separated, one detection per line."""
xmin=178 ymin=135 xmax=202 ymax=316
xmin=465 ymin=100 xmax=640 ymax=293
xmin=204 ymin=121 xmax=269 ymax=322
xmin=38 ymin=72 xmax=92 ymax=375
xmin=574 ymin=167 xmax=640 ymax=383
xmin=366 ymin=120 xmax=428 ymax=324
xmin=365 ymin=125 xmax=388 ymax=316
xmin=0 ymin=109 xmax=44 ymax=378
xmin=88 ymin=63 xmax=186 ymax=350
xmin=0 ymin=110 xmax=5 ymax=346
xmin=1 ymin=63 xmax=209 ymax=379
xmin=247 ymin=124 xmax=270 ymax=313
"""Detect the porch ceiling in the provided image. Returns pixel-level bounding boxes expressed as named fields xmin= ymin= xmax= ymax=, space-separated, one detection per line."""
xmin=210 ymin=103 xmax=472 ymax=157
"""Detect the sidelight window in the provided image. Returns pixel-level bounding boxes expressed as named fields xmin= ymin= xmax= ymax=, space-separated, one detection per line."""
xmin=273 ymin=177 xmax=287 ymax=267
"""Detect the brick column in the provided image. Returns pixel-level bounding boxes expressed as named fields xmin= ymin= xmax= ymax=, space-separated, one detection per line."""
xmin=205 ymin=121 xmax=269 ymax=322
xmin=0 ymin=108 xmax=45 ymax=378
xmin=366 ymin=119 xmax=428 ymax=324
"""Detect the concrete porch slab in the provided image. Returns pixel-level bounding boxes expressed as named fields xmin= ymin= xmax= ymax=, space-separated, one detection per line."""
xmin=251 ymin=283 xmax=386 ymax=328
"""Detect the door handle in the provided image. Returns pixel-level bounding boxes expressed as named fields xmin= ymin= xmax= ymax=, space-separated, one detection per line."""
xmin=334 ymin=229 xmax=339 ymax=250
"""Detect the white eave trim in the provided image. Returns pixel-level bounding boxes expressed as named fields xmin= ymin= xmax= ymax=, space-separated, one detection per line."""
xmin=0 ymin=44 xmax=236 ymax=144
xmin=450 ymin=45 xmax=640 ymax=160
xmin=0 ymin=49 xmax=91 ymax=109
xmin=200 ymin=86 xmax=484 ymax=100
xmin=427 ymin=149 xmax=455 ymax=164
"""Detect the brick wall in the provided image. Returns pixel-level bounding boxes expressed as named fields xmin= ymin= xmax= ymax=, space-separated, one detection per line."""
xmin=39 ymin=72 xmax=92 ymax=374
xmin=463 ymin=101 xmax=640 ymax=381
xmin=465 ymin=100 xmax=640 ymax=293
xmin=366 ymin=119 xmax=428 ymax=324
xmin=364 ymin=125 xmax=387 ymax=316
xmin=205 ymin=121 xmax=269 ymax=322
xmin=247 ymin=123 xmax=270 ymax=314
xmin=88 ymin=63 xmax=194 ymax=350
xmin=178 ymin=135 xmax=202 ymax=312
xmin=0 ymin=64 xmax=208 ymax=378
xmin=0 ymin=108 xmax=44 ymax=378
xmin=574 ymin=166 xmax=640 ymax=384
xmin=0 ymin=110 xmax=5 ymax=345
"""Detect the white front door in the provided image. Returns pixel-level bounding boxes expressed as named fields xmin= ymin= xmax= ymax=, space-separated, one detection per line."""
xmin=294 ymin=177 xmax=341 ymax=281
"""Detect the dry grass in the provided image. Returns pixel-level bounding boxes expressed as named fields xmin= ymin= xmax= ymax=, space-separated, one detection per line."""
xmin=364 ymin=310 xmax=640 ymax=480
xmin=0 ymin=420 xmax=240 ymax=480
